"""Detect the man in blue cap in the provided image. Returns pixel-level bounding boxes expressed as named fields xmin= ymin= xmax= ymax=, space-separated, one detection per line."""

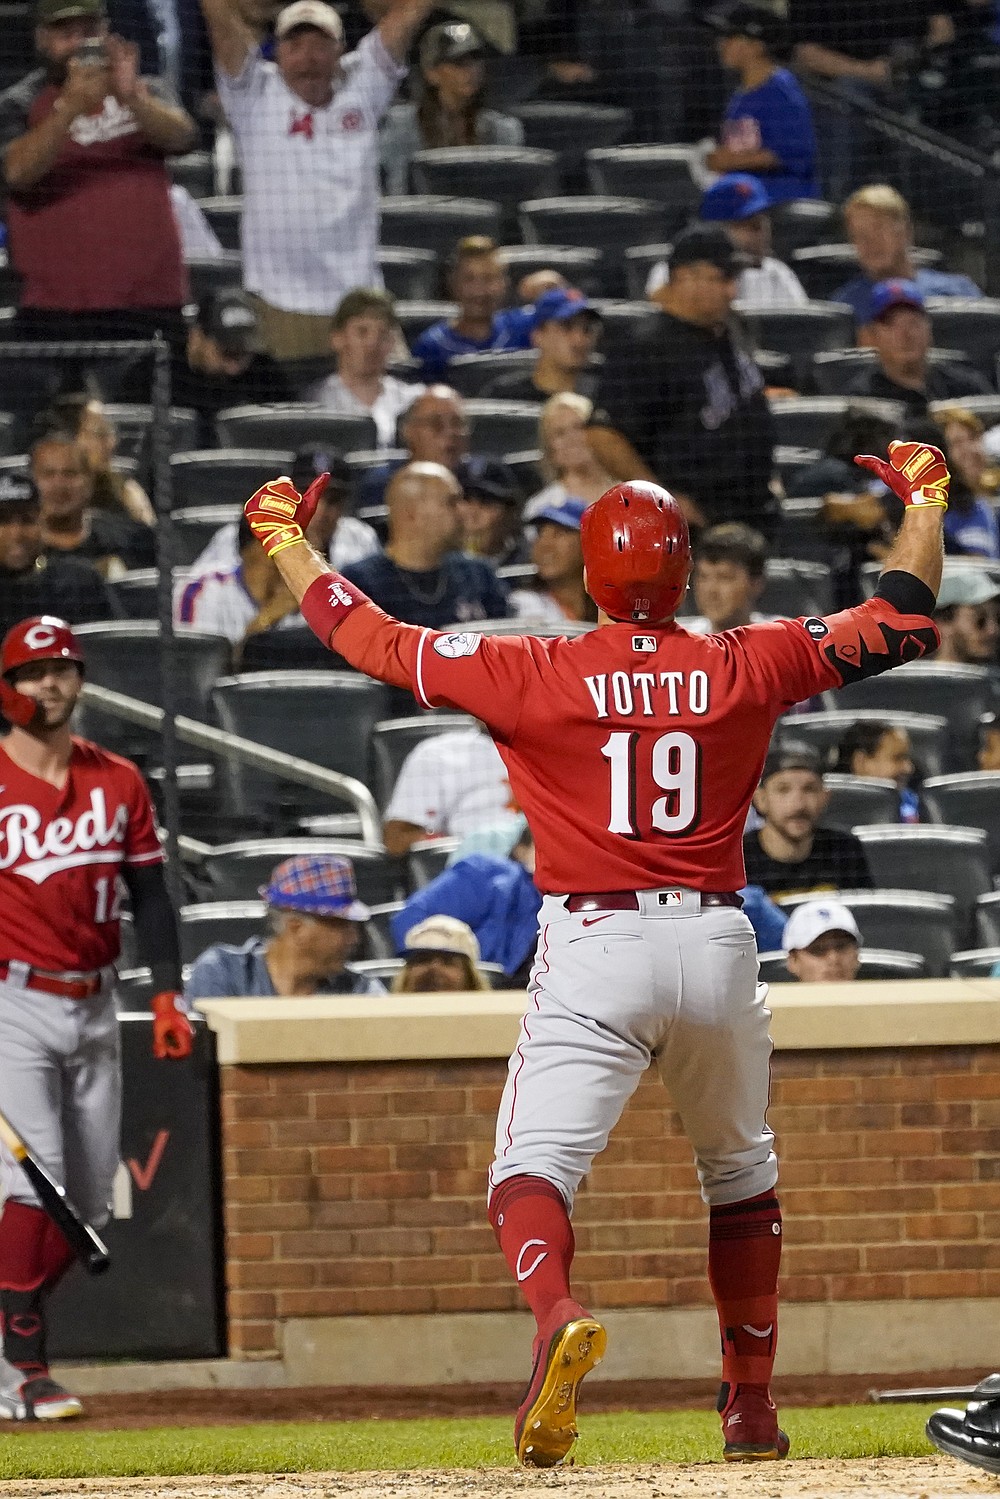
xmin=511 ymin=497 xmax=596 ymax=625
xmin=846 ymin=279 xmax=990 ymax=414
xmin=483 ymin=288 xmax=603 ymax=405
xmin=184 ymin=855 xmax=386 ymax=998
xmin=646 ymin=174 xmax=807 ymax=310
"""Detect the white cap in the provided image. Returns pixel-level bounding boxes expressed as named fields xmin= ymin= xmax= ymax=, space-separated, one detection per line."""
xmin=403 ymin=915 xmax=481 ymax=965
xmin=274 ymin=0 xmax=344 ymax=43
xmin=782 ymin=899 xmax=861 ymax=955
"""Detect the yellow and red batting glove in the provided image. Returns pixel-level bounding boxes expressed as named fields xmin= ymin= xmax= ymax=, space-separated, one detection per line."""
xmin=244 ymin=473 xmax=330 ymax=558
xmin=854 ymin=440 xmax=950 ymax=509
xmin=0 ymin=678 xmax=38 ymax=727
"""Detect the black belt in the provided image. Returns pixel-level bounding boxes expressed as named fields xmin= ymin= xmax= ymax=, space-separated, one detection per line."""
xmin=565 ymin=891 xmax=743 ymax=913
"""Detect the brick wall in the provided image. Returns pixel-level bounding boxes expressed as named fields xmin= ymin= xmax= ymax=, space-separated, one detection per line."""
xmin=220 ymin=1045 xmax=1000 ymax=1359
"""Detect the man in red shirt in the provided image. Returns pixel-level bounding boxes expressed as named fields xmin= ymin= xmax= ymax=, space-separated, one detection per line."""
xmin=244 ymin=440 xmax=948 ymax=1467
xmin=0 ymin=617 xmax=192 ymax=1422
xmin=0 ymin=0 xmax=196 ymax=347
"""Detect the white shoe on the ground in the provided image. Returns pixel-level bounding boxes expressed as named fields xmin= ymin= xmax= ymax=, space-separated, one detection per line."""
xmin=0 ymin=1373 xmax=83 ymax=1420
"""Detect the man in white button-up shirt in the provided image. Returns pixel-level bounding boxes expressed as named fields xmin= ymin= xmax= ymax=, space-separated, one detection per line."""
xmin=200 ymin=0 xmax=434 ymax=360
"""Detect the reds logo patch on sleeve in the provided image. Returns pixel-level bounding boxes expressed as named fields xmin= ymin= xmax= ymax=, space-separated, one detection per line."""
xmin=433 ymin=632 xmax=483 ymax=659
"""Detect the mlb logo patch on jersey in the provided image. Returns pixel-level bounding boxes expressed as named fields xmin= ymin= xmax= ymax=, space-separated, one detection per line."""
xmin=433 ymin=632 xmax=482 ymax=659
xmin=632 ymin=635 xmax=657 ymax=653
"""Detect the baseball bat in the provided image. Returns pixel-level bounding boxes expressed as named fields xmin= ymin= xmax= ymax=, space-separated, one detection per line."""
xmin=0 ymin=1110 xmax=110 ymax=1275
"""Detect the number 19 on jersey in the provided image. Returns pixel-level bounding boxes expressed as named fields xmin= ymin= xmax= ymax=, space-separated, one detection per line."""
xmin=601 ymin=731 xmax=701 ymax=836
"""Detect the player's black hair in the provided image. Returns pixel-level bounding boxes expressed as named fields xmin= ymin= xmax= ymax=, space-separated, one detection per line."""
xmin=694 ymin=521 xmax=767 ymax=579
xmin=831 ymin=719 xmax=896 ymax=775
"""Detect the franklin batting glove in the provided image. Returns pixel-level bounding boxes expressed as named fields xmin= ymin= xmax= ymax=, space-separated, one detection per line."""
xmin=243 ymin=473 xmax=330 ymax=558
xmin=854 ymin=440 xmax=950 ymax=509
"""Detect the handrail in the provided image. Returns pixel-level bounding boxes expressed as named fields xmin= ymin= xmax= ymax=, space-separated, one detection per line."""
xmin=81 ymin=683 xmax=383 ymax=847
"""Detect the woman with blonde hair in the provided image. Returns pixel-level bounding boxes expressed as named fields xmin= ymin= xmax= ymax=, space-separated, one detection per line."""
xmin=44 ymin=394 xmax=155 ymax=526
xmin=524 ymin=392 xmax=656 ymax=520
xmin=924 ymin=408 xmax=999 ymax=559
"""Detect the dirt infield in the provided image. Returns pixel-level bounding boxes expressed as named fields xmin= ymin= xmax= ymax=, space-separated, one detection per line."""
xmin=2 ymin=1458 xmax=998 ymax=1498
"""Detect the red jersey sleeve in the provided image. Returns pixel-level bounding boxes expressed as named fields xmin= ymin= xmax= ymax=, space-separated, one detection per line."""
xmin=735 ymin=595 xmax=941 ymax=710
xmin=121 ymin=761 xmax=165 ymax=867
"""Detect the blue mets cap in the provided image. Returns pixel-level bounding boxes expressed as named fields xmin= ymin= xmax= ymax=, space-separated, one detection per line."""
xmin=700 ymin=173 xmax=771 ymax=223
xmin=531 ymin=287 xmax=601 ymax=331
xmin=533 ymin=496 xmax=588 ymax=531
xmin=866 ymin=278 xmax=926 ymax=322
xmin=260 ymin=855 xmax=370 ymax=921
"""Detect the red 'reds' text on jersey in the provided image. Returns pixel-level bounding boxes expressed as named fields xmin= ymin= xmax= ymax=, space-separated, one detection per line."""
xmin=0 ymin=737 xmax=164 ymax=971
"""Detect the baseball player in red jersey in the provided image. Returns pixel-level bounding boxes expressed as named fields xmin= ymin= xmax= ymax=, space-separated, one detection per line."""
xmin=244 ymin=440 xmax=948 ymax=1467
xmin=0 ymin=617 xmax=192 ymax=1422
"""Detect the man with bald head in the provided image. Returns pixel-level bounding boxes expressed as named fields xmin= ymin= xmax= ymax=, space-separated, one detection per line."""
xmin=342 ymin=461 xmax=511 ymax=628
xmin=356 ymin=385 xmax=471 ymax=509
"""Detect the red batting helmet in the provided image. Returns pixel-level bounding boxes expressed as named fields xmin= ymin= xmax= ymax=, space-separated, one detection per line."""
xmin=580 ymin=481 xmax=692 ymax=623
xmin=1 ymin=616 xmax=85 ymax=680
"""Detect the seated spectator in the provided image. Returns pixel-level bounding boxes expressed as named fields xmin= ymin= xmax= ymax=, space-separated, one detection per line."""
xmin=511 ymin=498 xmax=597 ymax=624
xmin=0 ymin=0 xmax=197 ymax=348
xmin=120 ymin=289 xmax=292 ymax=447
xmin=456 ymin=455 xmax=530 ymax=568
xmin=45 ymin=394 xmax=154 ymax=526
xmin=834 ymin=185 xmax=982 ymax=325
xmin=979 ymin=711 xmax=1000 ymax=771
xmin=743 ymin=743 xmax=874 ymax=898
xmin=32 ymin=431 xmax=154 ymax=577
xmin=848 ymin=280 xmax=990 ymax=415
xmin=411 ymin=237 xmax=528 ymax=381
xmin=685 ymin=521 xmax=770 ymax=633
xmin=483 ymin=288 xmax=603 ymax=403
xmin=613 ymin=226 xmax=777 ymax=537
xmin=342 ymin=461 xmax=510 ymax=628
xmin=524 ymin=393 xmax=653 ymax=521
xmin=382 ymin=721 xmax=518 ymax=858
xmin=740 ymin=883 xmax=787 ymax=950
xmin=380 ymin=22 xmax=523 ymax=194
xmin=934 ymin=408 xmax=1000 ymax=560
xmin=175 ymin=514 xmax=301 ymax=650
xmin=500 ymin=268 xmax=571 ymax=345
xmin=646 ymin=174 xmax=808 ymax=308
xmin=932 ymin=570 xmax=1000 ymax=665
xmin=704 ymin=5 xmax=818 ymax=206
xmin=391 ymin=817 xmax=540 ymax=985
xmin=391 ymin=915 xmax=490 ymax=993
xmin=782 ymin=899 xmax=861 ymax=982
xmin=184 ymin=855 xmax=385 ymax=998
xmin=192 ymin=451 xmax=380 ymax=578
xmin=0 ymin=472 xmax=114 ymax=639
xmin=356 ymin=385 xmax=469 ymax=509
xmin=831 ymin=720 xmax=921 ymax=823
xmin=311 ymin=289 xmax=423 ymax=448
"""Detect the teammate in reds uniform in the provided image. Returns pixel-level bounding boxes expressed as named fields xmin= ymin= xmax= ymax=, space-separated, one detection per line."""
xmin=0 ymin=616 xmax=192 ymax=1422
xmin=243 ymin=439 xmax=949 ymax=1467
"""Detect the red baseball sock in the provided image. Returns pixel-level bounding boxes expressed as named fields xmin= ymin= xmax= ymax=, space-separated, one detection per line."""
xmin=708 ymin=1190 xmax=782 ymax=1388
xmin=0 ymin=1201 xmax=52 ymax=1379
xmin=40 ymin=1218 xmax=76 ymax=1292
xmin=489 ymin=1175 xmax=576 ymax=1332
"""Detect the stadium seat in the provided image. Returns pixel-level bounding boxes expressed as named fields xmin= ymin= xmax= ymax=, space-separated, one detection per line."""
xmin=512 ymin=103 xmax=632 ymax=183
xmin=769 ymin=199 xmax=838 ymax=259
xmin=74 ymin=622 xmax=229 ymax=720
xmin=768 ymin=395 xmax=906 ymax=451
xmin=833 ymin=664 xmax=998 ymax=772
xmin=186 ymin=253 xmax=243 ymax=303
xmin=775 ymin=709 xmax=949 ymax=780
xmin=411 ymin=147 xmax=560 ymax=234
xmin=853 ymin=825 xmax=990 ymax=939
xmin=976 ymin=892 xmax=1000 ymax=948
xmin=624 ymin=243 xmax=673 ymax=300
xmin=114 ymin=967 xmax=158 ymax=1008
xmin=949 ymin=946 xmax=1000 ymax=977
xmin=365 ymin=900 xmax=405 ymax=960
xmin=929 ymin=393 xmax=1000 ymax=428
xmin=775 ymin=889 xmax=956 ymax=978
xmin=585 ymin=145 xmax=700 ymax=235
xmin=449 ymin=350 xmax=539 ymax=397
xmin=172 ymin=505 xmax=241 ymax=567
xmin=923 ymin=773 xmax=1000 ymax=875
xmin=237 ymin=625 xmax=352 ymax=674
xmin=519 ymin=198 xmax=670 ymax=298
xmin=279 ymin=355 xmax=337 ymax=402
xmin=170 ymin=450 xmax=295 ymax=510
xmin=202 ymin=840 xmax=399 ymax=905
xmin=214 ymin=406 xmax=377 ymax=452
xmin=504 ymin=450 xmax=544 ymax=495
xmin=197 ymin=196 xmax=242 ymax=251
xmin=408 ymin=837 xmax=462 ymax=889
xmin=377 ymin=247 xmax=439 ymax=302
xmin=737 ymin=306 xmax=855 ymax=389
xmin=773 ymin=496 xmax=832 ymax=565
xmin=371 ymin=714 xmax=478 ymax=810
xmin=496 ymin=245 xmax=605 ymax=298
xmin=926 ymin=298 xmax=1000 ymax=385
xmin=759 ymin=557 xmax=833 ymax=618
xmin=790 ymin=243 xmax=942 ymax=302
xmin=178 ymin=901 xmax=266 ymax=965
xmin=811 ymin=348 xmax=877 ymax=396
xmin=774 ymin=446 xmax=822 ymax=486
xmin=758 ymin=948 xmax=925 ymax=982
xmin=106 ymin=568 xmax=172 ymax=620
xmin=169 ymin=150 xmax=215 ymax=198
xmin=379 ymin=196 xmax=502 ymax=257
xmin=211 ymin=671 xmax=391 ymax=822
xmin=0 ymin=411 xmax=21 ymax=458
xmin=464 ymin=399 xmax=546 ymax=456
xmin=822 ymin=774 xmax=901 ymax=829
xmin=103 ymin=405 xmax=200 ymax=461
xmin=395 ymin=300 xmax=458 ymax=344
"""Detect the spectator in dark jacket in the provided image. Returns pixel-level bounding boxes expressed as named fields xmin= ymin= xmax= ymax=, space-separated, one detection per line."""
xmin=0 ymin=471 xmax=115 ymax=638
xmin=847 ymin=279 xmax=990 ymax=414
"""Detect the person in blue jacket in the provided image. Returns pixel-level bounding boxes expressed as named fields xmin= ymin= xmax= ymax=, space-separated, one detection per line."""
xmin=392 ymin=815 xmax=541 ymax=986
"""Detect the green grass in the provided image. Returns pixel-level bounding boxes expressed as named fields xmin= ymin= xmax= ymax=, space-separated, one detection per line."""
xmin=0 ymin=1404 xmax=943 ymax=1480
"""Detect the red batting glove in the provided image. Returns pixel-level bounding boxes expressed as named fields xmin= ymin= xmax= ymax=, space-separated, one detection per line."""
xmin=243 ymin=473 xmax=330 ymax=559
xmin=0 ymin=678 xmax=38 ymax=728
xmin=151 ymin=991 xmax=195 ymax=1060
xmin=854 ymin=440 xmax=950 ymax=509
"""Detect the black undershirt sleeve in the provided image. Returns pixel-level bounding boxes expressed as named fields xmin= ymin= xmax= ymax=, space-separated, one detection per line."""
xmin=122 ymin=862 xmax=183 ymax=997
xmin=874 ymin=569 xmax=937 ymax=620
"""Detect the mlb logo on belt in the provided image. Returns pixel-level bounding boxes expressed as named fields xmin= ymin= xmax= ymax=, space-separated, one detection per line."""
xmin=658 ymin=890 xmax=683 ymax=906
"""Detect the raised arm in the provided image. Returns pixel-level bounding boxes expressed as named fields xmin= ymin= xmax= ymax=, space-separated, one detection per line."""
xmin=3 ymin=59 xmax=109 ymax=191
xmin=855 ymin=439 xmax=947 ymax=603
xmin=199 ymin=0 xmax=258 ymax=78
xmin=376 ymin=0 xmax=437 ymax=64
xmin=105 ymin=36 xmax=198 ymax=154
